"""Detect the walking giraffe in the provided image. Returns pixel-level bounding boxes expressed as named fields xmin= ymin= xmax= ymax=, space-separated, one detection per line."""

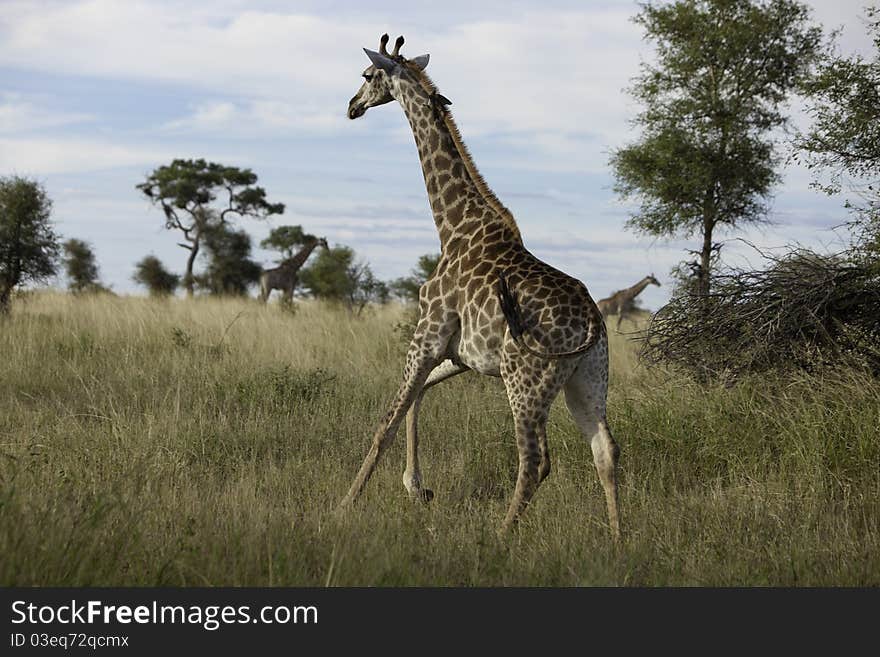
xmin=597 ymin=275 xmax=661 ymax=331
xmin=259 ymin=236 xmax=328 ymax=303
xmin=340 ymin=35 xmax=620 ymax=537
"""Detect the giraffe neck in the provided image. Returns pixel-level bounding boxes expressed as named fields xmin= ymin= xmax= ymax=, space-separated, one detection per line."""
xmin=393 ymin=70 xmax=522 ymax=248
xmin=626 ymin=278 xmax=653 ymax=300
xmin=283 ymin=241 xmax=319 ymax=272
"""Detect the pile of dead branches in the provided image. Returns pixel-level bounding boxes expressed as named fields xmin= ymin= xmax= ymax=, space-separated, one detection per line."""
xmin=641 ymin=249 xmax=880 ymax=380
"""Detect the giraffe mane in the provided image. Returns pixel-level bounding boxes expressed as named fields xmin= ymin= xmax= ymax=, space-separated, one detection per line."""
xmin=403 ymin=62 xmax=523 ymax=243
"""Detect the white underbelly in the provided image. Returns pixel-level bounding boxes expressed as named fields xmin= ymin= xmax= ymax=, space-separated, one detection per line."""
xmin=449 ymin=331 xmax=502 ymax=377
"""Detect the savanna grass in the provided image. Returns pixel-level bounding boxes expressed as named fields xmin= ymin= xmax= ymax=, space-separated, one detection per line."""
xmin=1 ymin=292 xmax=878 ymax=585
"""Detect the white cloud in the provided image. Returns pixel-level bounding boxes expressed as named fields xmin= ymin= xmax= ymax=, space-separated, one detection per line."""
xmin=0 ymin=1 xmax=375 ymax=96
xmin=0 ymin=1 xmax=642 ymax=165
xmin=0 ymin=136 xmax=172 ymax=174
xmin=0 ymin=92 xmax=92 ymax=134
xmin=1 ymin=1 xmax=872 ymax=169
xmin=163 ymin=99 xmax=347 ymax=135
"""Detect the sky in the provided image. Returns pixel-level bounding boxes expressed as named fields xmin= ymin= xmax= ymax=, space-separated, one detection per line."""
xmin=0 ymin=0 xmax=875 ymax=309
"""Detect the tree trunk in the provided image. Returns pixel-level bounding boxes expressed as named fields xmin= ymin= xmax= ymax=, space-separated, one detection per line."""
xmin=0 ymin=263 xmax=20 ymax=315
xmin=699 ymin=219 xmax=714 ymax=297
xmin=0 ymin=285 xmax=11 ymax=315
xmin=184 ymin=237 xmax=200 ymax=298
xmin=699 ymin=189 xmax=716 ymax=297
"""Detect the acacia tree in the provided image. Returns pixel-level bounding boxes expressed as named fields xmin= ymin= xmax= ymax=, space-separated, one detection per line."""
xmin=260 ymin=225 xmax=315 ymax=262
xmin=0 ymin=176 xmax=59 ymax=313
xmin=63 ymin=238 xmax=101 ymax=293
xmin=611 ymin=0 xmax=821 ymax=295
xmin=796 ymin=6 xmax=880 ymax=264
xmin=137 ymin=159 xmax=284 ymax=297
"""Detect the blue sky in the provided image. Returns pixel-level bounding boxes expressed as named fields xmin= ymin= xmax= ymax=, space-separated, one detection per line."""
xmin=0 ymin=0 xmax=874 ymax=309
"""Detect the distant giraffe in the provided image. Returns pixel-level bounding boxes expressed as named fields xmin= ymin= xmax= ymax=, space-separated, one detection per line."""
xmin=259 ymin=237 xmax=328 ymax=303
xmin=597 ymin=275 xmax=661 ymax=330
xmin=339 ymin=34 xmax=620 ymax=538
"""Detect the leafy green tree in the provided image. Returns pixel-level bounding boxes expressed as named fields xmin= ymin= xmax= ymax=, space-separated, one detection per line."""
xmin=196 ymin=223 xmax=262 ymax=296
xmin=63 ymin=238 xmax=102 ymax=293
xmin=610 ymin=0 xmax=821 ymax=295
xmin=0 ymin=176 xmax=59 ymax=313
xmin=300 ymin=246 xmax=355 ymax=300
xmin=260 ymin=225 xmax=316 ymax=261
xmin=300 ymin=245 xmax=389 ymax=314
xmin=796 ymin=6 xmax=880 ymax=264
xmin=137 ymin=159 xmax=284 ymax=296
xmin=133 ymin=255 xmax=180 ymax=297
xmin=353 ymin=266 xmax=390 ymax=313
xmin=390 ymin=253 xmax=440 ymax=302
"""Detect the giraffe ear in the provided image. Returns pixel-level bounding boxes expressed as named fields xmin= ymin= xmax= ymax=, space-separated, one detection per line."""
xmin=410 ymin=54 xmax=430 ymax=70
xmin=364 ymin=48 xmax=398 ymax=74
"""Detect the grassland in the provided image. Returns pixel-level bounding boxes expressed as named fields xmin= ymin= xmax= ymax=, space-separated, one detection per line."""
xmin=1 ymin=292 xmax=878 ymax=585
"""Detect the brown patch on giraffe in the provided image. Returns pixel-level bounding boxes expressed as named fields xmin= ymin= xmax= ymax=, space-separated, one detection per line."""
xmin=445 ymin=201 xmax=464 ymax=227
xmin=442 ymin=185 xmax=460 ymax=208
xmin=434 ymin=154 xmax=451 ymax=171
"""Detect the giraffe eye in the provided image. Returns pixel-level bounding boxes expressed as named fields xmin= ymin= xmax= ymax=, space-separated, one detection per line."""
xmin=363 ymin=73 xmax=373 ymax=82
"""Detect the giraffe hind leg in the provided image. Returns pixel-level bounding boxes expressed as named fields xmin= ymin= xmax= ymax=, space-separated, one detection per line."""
xmin=537 ymin=424 xmax=551 ymax=483
xmin=499 ymin=357 xmax=575 ymax=532
xmin=563 ymin=338 xmax=620 ymax=540
xmin=500 ymin=407 xmax=556 ymax=532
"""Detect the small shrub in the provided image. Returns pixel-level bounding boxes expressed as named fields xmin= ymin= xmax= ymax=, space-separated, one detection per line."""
xmin=170 ymin=327 xmax=193 ymax=349
xmin=232 ymin=366 xmax=336 ymax=409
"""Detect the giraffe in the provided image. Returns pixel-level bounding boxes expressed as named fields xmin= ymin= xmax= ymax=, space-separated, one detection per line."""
xmin=596 ymin=275 xmax=661 ymax=331
xmin=340 ymin=35 xmax=620 ymax=538
xmin=259 ymin=236 xmax=328 ymax=303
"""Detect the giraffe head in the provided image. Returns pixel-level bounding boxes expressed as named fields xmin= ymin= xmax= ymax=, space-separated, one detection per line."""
xmin=347 ymin=34 xmax=430 ymax=120
xmin=304 ymin=234 xmax=329 ymax=250
xmin=647 ymin=274 xmax=661 ymax=287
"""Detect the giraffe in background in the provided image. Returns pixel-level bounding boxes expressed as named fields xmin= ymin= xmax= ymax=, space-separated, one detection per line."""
xmin=339 ymin=35 xmax=620 ymax=538
xmin=259 ymin=236 xmax=328 ymax=303
xmin=597 ymin=274 xmax=661 ymax=330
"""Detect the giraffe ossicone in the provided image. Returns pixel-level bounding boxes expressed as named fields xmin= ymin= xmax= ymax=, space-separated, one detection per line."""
xmin=339 ymin=34 xmax=621 ymax=539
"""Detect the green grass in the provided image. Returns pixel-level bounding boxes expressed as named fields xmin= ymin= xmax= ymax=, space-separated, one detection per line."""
xmin=1 ymin=292 xmax=878 ymax=585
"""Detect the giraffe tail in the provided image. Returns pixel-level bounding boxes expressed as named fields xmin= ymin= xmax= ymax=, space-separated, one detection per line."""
xmin=496 ymin=270 xmax=601 ymax=360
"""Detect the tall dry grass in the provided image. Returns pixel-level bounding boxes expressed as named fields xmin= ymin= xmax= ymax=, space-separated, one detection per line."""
xmin=1 ymin=292 xmax=878 ymax=585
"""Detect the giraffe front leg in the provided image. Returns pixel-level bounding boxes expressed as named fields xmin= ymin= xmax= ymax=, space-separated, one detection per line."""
xmin=338 ymin=347 xmax=440 ymax=510
xmin=404 ymin=393 xmax=431 ymax=503
xmin=403 ymin=360 xmax=468 ymax=503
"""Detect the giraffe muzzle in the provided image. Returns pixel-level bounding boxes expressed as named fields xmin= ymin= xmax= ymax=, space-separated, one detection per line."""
xmin=348 ymin=99 xmax=366 ymax=120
